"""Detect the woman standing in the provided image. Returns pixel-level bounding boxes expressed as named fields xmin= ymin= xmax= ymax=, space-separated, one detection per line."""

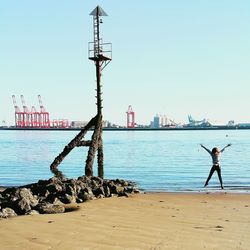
xmin=200 ymin=143 xmax=232 ymax=189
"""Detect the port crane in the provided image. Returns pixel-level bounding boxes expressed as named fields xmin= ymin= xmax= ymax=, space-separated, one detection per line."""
xmin=38 ymin=95 xmax=50 ymax=128
xmin=20 ymin=95 xmax=31 ymax=127
xmin=12 ymin=95 xmax=24 ymax=127
xmin=126 ymin=105 xmax=135 ymax=128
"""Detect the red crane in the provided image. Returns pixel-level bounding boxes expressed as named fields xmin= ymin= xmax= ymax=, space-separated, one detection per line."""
xmin=31 ymin=105 xmax=40 ymax=127
xmin=11 ymin=94 xmax=70 ymax=128
xmin=126 ymin=105 xmax=135 ymax=128
xmin=20 ymin=95 xmax=31 ymax=127
xmin=12 ymin=95 xmax=24 ymax=127
xmin=38 ymin=95 xmax=50 ymax=128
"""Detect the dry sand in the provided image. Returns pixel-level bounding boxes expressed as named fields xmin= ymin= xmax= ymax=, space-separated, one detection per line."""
xmin=0 ymin=192 xmax=250 ymax=250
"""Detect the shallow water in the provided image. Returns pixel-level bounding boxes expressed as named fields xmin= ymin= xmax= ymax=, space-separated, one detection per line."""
xmin=0 ymin=130 xmax=249 ymax=192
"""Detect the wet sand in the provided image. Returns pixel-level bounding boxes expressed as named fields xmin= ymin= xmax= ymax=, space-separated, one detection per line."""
xmin=0 ymin=192 xmax=250 ymax=249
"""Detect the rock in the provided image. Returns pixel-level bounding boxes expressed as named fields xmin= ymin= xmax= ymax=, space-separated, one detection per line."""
xmin=91 ymin=180 xmax=99 ymax=190
xmin=91 ymin=176 xmax=103 ymax=186
xmin=37 ymin=179 xmax=50 ymax=186
xmin=36 ymin=203 xmax=65 ymax=214
xmin=77 ymin=176 xmax=92 ymax=186
xmin=44 ymin=193 xmax=59 ymax=204
xmin=65 ymin=185 xmax=76 ymax=196
xmin=78 ymin=191 xmax=95 ymax=201
xmin=75 ymin=182 xmax=84 ymax=194
xmin=116 ymin=186 xmax=125 ymax=195
xmin=2 ymin=187 xmax=18 ymax=199
xmin=49 ymin=177 xmax=64 ymax=184
xmin=97 ymin=194 xmax=105 ymax=199
xmin=46 ymin=183 xmax=63 ymax=193
xmin=84 ymin=187 xmax=94 ymax=196
xmin=133 ymin=188 xmax=140 ymax=194
xmin=114 ymin=179 xmax=126 ymax=185
xmin=108 ymin=183 xmax=124 ymax=195
xmin=0 ymin=207 xmax=17 ymax=218
xmin=40 ymin=189 xmax=50 ymax=197
xmin=19 ymin=188 xmax=38 ymax=206
xmin=16 ymin=198 xmax=32 ymax=214
xmin=104 ymin=185 xmax=111 ymax=197
xmin=10 ymin=188 xmax=39 ymax=215
xmin=25 ymin=210 xmax=40 ymax=215
xmin=0 ymin=176 xmax=140 ymax=216
xmin=123 ymin=192 xmax=130 ymax=197
xmin=31 ymin=185 xmax=49 ymax=199
xmin=93 ymin=187 xmax=105 ymax=197
xmin=59 ymin=193 xmax=76 ymax=204
xmin=53 ymin=198 xmax=65 ymax=206
xmin=76 ymin=198 xmax=83 ymax=203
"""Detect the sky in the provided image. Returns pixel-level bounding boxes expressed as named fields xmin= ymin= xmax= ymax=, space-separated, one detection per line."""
xmin=0 ymin=0 xmax=250 ymax=126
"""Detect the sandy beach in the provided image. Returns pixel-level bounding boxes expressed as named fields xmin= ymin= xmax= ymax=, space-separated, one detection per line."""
xmin=0 ymin=192 xmax=250 ymax=250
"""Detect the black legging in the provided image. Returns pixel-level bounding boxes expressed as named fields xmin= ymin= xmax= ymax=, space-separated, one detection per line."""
xmin=205 ymin=164 xmax=223 ymax=188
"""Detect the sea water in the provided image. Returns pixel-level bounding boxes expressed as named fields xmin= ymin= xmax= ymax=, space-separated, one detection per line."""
xmin=0 ymin=129 xmax=249 ymax=192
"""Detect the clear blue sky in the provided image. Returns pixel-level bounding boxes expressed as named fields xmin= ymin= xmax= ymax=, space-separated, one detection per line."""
xmin=0 ymin=1 xmax=249 ymax=126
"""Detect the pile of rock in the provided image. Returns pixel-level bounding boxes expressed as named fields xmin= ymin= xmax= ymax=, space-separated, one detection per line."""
xmin=0 ymin=176 xmax=140 ymax=218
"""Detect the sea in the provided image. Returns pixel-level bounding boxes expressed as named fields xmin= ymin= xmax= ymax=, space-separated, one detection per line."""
xmin=0 ymin=129 xmax=250 ymax=192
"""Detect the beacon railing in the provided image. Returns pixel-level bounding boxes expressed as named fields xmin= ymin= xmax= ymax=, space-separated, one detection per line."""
xmin=88 ymin=41 xmax=112 ymax=61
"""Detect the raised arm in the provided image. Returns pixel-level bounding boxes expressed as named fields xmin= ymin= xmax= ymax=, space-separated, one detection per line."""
xmin=200 ymin=144 xmax=212 ymax=154
xmin=220 ymin=143 xmax=232 ymax=153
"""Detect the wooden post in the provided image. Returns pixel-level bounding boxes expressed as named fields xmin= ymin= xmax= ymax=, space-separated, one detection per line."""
xmin=50 ymin=6 xmax=111 ymax=179
xmin=98 ymin=133 xmax=104 ymax=178
xmin=50 ymin=115 xmax=97 ymax=177
xmin=85 ymin=114 xmax=102 ymax=176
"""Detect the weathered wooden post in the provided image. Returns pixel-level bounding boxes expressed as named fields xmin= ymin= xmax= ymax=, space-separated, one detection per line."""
xmin=86 ymin=6 xmax=112 ymax=178
xmin=50 ymin=6 xmax=112 ymax=179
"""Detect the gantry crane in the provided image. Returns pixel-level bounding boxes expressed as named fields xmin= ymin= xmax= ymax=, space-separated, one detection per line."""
xmin=126 ymin=105 xmax=135 ymax=128
xmin=38 ymin=95 xmax=50 ymax=128
xmin=12 ymin=95 xmax=24 ymax=127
